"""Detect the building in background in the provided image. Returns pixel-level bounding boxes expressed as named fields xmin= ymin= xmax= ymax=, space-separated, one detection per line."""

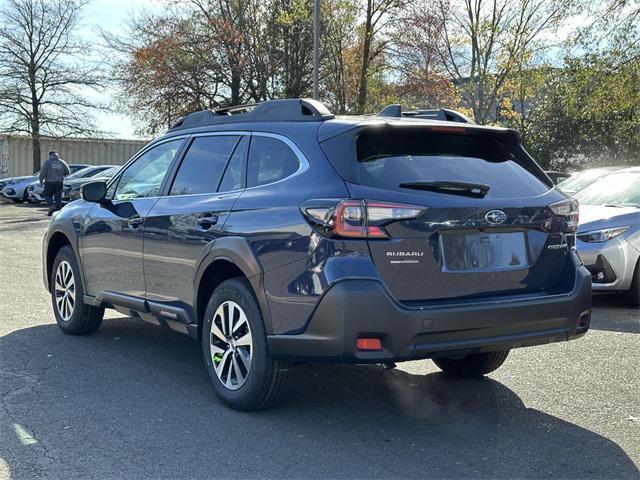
xmin=0 ymin=135 xmax=148 ymax=177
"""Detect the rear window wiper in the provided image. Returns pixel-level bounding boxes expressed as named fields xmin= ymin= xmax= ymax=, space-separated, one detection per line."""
xmin=399 ymin=181 xmax=490 ymax=198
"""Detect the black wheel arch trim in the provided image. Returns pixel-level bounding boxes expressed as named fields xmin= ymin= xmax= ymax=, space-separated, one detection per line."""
xmin=193 ymin=236 xmax=274 ymax=334
xmin=44 ymin=223 xmax=86 ymax=293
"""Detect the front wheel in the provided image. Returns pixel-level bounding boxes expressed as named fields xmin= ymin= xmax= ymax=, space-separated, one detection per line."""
xmin=433 ymin=350 xmax=509 ymax=378
xmin=51 ymin=246 xmax=104 ymax=335
xmin=202 ymin=278 xmax=291 ymax=411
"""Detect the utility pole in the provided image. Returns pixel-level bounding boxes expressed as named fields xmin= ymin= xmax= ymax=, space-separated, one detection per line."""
xmin=313 ymin=0 xmax=320 ymax=100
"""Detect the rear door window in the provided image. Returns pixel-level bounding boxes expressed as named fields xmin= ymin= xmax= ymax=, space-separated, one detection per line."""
xmin=218 ymin=136 xmax=248 ymax=192
xmin=170 ymin=135 xmax=240 ymax=196
xmin=247 ymin=136 xmax=299 ymax=187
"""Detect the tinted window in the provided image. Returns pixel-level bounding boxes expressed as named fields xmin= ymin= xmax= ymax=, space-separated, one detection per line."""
xmin=219 ymin=136 xmax=248 ymax=192
xmin=247 ymin=136 xmax=299 ymax=187
xmin=341 ymin=129 xmax=550 ymax=198
xmin=114 ymin=140 xmax=183 ymax=201
xmin=170 ymin=136 xmax=239 ymax=196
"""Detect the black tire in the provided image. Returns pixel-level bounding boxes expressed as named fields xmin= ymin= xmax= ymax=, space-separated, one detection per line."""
xmin=202 ymin=278 xmax=291 ymax=411
xmin=11 ymin=197 xmax=24 ymax=203
xmin=51 ymin=245 xmax=104 ymax=335
xmin=624 ymin=259 xmax=640 ymax=307
xmin=433 ymin=350 xmax=510 ymax=378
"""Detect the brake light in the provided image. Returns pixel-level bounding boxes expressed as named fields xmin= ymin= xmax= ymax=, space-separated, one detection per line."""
xmin=303 ymin=199 xmax=425 ymax=239
xmin=549 ymin=198 xmax=579 ymax=232
xmin=429 ymin=126 xmax=467 ymax=133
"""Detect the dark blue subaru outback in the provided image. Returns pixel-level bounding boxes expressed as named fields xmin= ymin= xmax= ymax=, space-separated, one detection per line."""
xmin=43 ymin=99 xmax=592 ymax=410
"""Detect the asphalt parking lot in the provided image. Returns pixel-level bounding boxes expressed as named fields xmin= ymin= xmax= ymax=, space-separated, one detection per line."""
xmin=0 ymin=201 xmax=638 ymax=479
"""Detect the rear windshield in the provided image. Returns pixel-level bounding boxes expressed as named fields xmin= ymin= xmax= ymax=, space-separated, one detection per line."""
xmin=322 ymin=128 xmax=551 ymax=198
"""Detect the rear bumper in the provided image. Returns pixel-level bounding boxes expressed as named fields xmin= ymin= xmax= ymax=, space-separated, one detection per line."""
xmin=267 ymin=263 xmax=592 ymax=363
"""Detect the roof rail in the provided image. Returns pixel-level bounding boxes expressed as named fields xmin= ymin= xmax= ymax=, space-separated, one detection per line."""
xmin=168 ymin=98 xmax=334 ymax=131
xmin=376 ymin=104 xmax=475 ymax=124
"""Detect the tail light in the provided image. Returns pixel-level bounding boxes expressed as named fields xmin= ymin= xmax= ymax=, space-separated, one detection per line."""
xmin=549 ymin=198 xmax=579 ymax=232
xmin=302 ymin=199 xmax=426 ymax=239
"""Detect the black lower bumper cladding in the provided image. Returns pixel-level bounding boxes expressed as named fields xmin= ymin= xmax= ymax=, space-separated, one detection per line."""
xmin=267 ymin=262 xmax=592 ymax=363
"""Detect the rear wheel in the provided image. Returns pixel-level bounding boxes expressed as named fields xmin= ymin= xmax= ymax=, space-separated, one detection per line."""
xmin=433 ymin=350 xmax=509 ymax=378
xmin=202 ymin=278 xmax=291 ymax=411
xmin=51 ymin=246 xmax=104 ymax=335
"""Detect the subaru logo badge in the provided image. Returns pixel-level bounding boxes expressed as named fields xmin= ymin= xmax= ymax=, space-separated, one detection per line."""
xmin=485 ymin=210 xmax=507 ymax=224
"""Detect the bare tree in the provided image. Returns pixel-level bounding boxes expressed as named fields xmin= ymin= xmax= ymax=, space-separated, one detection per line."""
xmin=436 ymin=0 xmax=575 ymax=124
xmin=356 ymin=0 xmax=404 ymax=113
xmin=189 ymin=0 xmax=253 ymax=106
xmin=389 ymin=0 xmax=457 ymax=108
xmin=0 ymin=0 xmax=104 ymax=171
xmin=320 ymin=0 xmax=359 ymax=113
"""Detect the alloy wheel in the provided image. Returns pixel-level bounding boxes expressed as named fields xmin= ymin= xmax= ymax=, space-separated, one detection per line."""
xmin=54 ymin=260 xmax=75 ymax=321
xmin=210 ymin=301 xmax=253 ymax=390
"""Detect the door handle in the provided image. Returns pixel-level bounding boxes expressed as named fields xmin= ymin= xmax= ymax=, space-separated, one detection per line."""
xmin=128 ymin=216 xmax=144 ymax=228
xmin=196 ymin=214 xmax=218 ymax=230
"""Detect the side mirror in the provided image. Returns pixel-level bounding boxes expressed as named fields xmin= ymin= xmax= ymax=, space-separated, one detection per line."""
xmin=81 ymin=181 xmax=107 ymax=203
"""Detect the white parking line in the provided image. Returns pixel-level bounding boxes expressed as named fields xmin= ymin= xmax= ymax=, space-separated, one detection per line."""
xmin=12 ymin=423 xmax=38 ymax=446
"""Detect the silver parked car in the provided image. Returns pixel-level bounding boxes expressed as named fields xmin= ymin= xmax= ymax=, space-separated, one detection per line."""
xmin=1 ymin=164 xmax=89 ymax=203
xmin=27 ymin=165 xmax=117 ymax=203
xmin=574 ymin=166 xmax=640 ymax=305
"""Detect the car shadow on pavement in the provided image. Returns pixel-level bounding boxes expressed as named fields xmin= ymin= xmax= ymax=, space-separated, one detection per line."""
xmin=2 ymin=216 xmax=49 ymax=224
xmin=0 ymin=201 xmax=44 ymax=209
xmin=1 ymin=318 xmax=638 ymax=479
xmin=590 ymin=295 xmax=639 ymax=333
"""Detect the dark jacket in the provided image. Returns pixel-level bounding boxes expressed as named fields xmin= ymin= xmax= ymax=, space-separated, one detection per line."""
xmin=39 ymin=153 xmax=70 ymax=184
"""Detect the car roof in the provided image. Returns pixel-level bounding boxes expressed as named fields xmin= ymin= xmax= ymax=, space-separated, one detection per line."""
xmin=156 ymin=98 xmax=515 ymax=146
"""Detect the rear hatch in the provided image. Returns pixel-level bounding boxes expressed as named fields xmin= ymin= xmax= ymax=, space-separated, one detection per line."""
xmin=320 ymin=123 xmax=577 ymax=304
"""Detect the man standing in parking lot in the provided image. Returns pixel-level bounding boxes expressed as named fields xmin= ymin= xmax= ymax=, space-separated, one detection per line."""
xmin=39 ymin=151 xmax=70 ymax=216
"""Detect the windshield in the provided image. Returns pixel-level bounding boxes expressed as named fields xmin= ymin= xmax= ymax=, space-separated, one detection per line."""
xmin=66 ymin=167 xmax=94 ymax=180
xmin=558 ymin=168 xmax=614 ymax=193
xmin=575 ymin=171 xmax=640 ymax=207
